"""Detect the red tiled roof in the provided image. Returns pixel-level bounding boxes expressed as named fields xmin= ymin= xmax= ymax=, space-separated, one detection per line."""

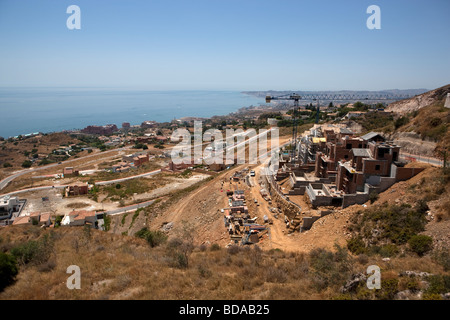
xmin=40 ymin=213 xmax=51 ymax=222
xmin=13 ymin=216 xmax=31 ymax=225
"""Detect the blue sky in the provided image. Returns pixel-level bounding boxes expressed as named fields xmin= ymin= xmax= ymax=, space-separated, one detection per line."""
xmin=0 ymin=0 xmax=449 ymax=91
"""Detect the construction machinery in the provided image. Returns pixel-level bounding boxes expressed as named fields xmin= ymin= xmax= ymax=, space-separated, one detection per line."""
xmin=265 ymin=92 xmax=414 ymax=165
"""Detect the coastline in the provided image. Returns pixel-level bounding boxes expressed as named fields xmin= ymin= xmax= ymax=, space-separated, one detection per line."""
xmin=0 ymin=89 xmax=264 ymax=138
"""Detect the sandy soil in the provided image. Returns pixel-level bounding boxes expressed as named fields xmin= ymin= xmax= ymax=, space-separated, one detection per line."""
xmin=18 ymin=188 xmax=118 ymax=217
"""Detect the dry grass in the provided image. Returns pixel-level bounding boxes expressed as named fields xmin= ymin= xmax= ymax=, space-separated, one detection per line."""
xmin=66 ymin=202 xmax=90 ymax=209
xmin=0 ymin=225 xmax=448 ymax=300
xmin=0 ymin=133 xmax=82 ymax=169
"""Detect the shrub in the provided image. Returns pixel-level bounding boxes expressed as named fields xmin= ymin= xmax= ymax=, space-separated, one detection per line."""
xmin=408 ymin=235 xmax=433 ymax=256
xmin=432 ymin=248 xmax=450 ymax=271
xmin=37 ymin=259 xmax=56 ymax=273
xmin=135 ymin=228 xmax=167 ymax=248
xmin=394 ymin=116 xmax=409 ymax=129
xmin=39 ymin=158 xmax=53 ymax=166
xmin=197 ymin=264 xmax=212 ymax=278
xmin=405 ymin=278 xmax=420 ymax=292
xmin=357 ymin=254 xmax=369 ymax=265
xmin=347 ymin=237 xmax=366 ymax=255
xmin=227 ymin=245 xmax=241 ymax=255
xmin=3 ymin=162 xmax=12 ymax=168
xmin=425 ymin=275 xmax=450 ymax=295
xmin=31 ymin=218 xmax=39 ymax=226
xmin=379 ymin=244 xmax=399 ymax=258
xmin=10 ymin=235 xmax=54 ymax=266
xmin=414 ymin=199 xmax=429 ymax=215
xmin=210 ymin=243 xmax=220 ymax=251
xmin=129 ymin=211 xmax=140 ymax=229
xmin=21 ymin=160 xmax=32 ymax=168
xmin=164 ymin=222 xmax=195 ymax=269
xmin=54 ymin=215 xmax=63 ymax=228
xmin=265 ymin=266 xmax=287 ymax=283
xmin=422 ymin=293 xmax=443 ymax=300
xmin=376 ymin=278 xmax=399 ymax=300
xmin=103 ymin=215 xmax=111 ymax=231
xmin=121 ymin=213 xmax=129 ymax=225
xmin=173 ymin=252 xmax=188 ymax=269
xmin=0 ymin=252 xmax=18 ymax=292
xmin=309 ymin=245 xmax=353 ymax=292
xmin=369 ymin=191 xmax=379 ymax=204
xmin=349 ymin=203 xmax=428 ymax=246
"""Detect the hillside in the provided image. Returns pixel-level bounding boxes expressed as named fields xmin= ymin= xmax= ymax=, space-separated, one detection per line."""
xmin=387 ymin=85 xmax=450 ymax=157
xmin=347 ymin=85 xmax=450 ymax=157
xmin=385 ymin=84 xmax=450 ymax=115
xmin=0 ymin=132 xmax=84 ymax=169
xmin=0 ymin=163 xmax=449 ymax=300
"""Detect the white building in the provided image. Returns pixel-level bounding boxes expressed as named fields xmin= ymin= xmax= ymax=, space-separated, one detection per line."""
xmin=0 ymin=196 xmax=20 ymax=220
xmin=61 ymin=210 xmax=99 ymax=227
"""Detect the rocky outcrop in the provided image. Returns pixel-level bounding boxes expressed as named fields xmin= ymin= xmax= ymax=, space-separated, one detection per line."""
xmin=340 ymin=273 xmax=367 ymax=293
xmin=386 ymin=84 xmax=450 ymax=115
xmin=387 ymin=131 xmax=437 ymax=156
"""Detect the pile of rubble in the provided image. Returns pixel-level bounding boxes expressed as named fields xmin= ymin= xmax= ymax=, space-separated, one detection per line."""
xmin=222 ymin=188 xmax=271 ymax=246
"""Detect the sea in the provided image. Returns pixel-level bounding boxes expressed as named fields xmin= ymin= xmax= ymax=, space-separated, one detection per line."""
xmin=0 ymin=88 xmax=264 ymax=138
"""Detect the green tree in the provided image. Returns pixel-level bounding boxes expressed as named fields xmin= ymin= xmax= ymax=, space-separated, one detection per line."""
xmin=0 ymin=252 xmax=18 ymax=292
xmin=408 ymin=235 xmax=433 ymax=256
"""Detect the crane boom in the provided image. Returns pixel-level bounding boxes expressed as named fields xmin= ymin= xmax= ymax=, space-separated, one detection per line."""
xmin=265 ymin=92 xmax=413 ymax=103
xmin=265 ymin=92 xmax=414 ymax=166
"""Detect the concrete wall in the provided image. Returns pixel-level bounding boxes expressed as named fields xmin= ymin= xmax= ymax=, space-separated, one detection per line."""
xmin=306 ymin=184 xmax=334 ymax=207
xmin=289 ymin=187 xmax=306 ymax=195
xmin=302 ymin=216 xmax=321 ymax=229
xmin=378 ymin=176 xmax=397 ymax=192
xmin=342 ymin=193 xmax=369 ymax=208
xmin=265 ymin=161 xmax=302 ymax=220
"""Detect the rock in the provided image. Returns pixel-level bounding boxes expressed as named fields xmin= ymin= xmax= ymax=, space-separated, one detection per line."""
xmin=382 ymin=258 xmax=390 ymax=262
xmin=395 ymin=290 xmax=412 ymax=300
xmin=399 ymin=271 xmax=432 ymax=278
xmin=395 ymin=290 xmax=424 ymax=300
xmin=161 ymin=222 xmax=173 ymax=232
xmin=340 ymin=273 xmax=367 ymax=293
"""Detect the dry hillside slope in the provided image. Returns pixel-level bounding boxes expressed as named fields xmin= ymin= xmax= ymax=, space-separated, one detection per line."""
xmin=386 ymin=84 xmax=450 ymax=115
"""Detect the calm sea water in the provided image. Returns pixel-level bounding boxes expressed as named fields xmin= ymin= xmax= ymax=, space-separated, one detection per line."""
xmin=0 ymin=88 xmax=264 ymax=138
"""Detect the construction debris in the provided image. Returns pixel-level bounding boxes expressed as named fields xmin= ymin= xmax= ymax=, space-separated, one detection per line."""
xmin=223 ymin=187 xmax=269 ymax=246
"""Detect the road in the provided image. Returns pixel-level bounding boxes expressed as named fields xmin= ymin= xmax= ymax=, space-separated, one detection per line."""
xmin=95 ymin=169 xmax=162 ymax=185
xmin=0 ymin=185 xmax=68 ymax=197
xmin=400 ymin=152 xmax=444 ymax=167
xmin=0 ymin=147 xmax=131 ymax=190
xmin=1 ymin=129 xmax=276 ymax=192
xmin=104 ymin=199 xmax=157 ymax=216
xmin=0 ymin=168 xmax=163 ymax=197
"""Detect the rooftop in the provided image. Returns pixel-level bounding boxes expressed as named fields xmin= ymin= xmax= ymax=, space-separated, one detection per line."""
xmin=361 ymin=131 xmax=383 ymax=141
xmin=352 ymin=148 xmax=372 ymax=158
xmin=12 ymin=216 xmax=30 ymax=225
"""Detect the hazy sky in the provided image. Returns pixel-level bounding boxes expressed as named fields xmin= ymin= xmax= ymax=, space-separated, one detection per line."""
xmin=0 ymin=0 xmax=449 ymax=91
